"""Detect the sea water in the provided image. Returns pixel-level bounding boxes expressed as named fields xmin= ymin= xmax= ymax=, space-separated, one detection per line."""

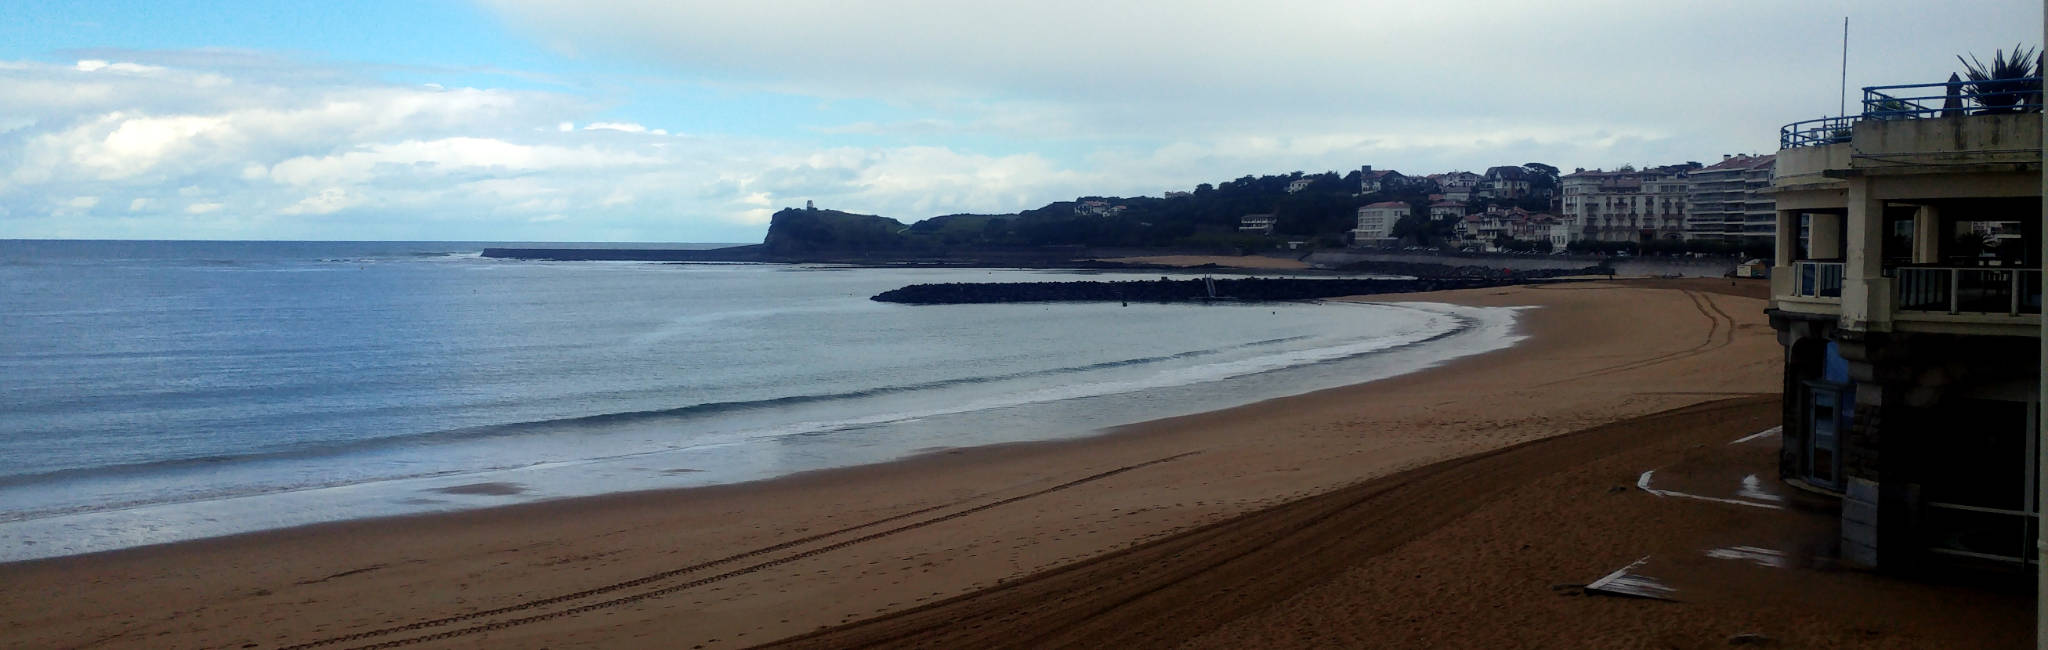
xmin=0 ymin=240 xmax=1523 ymax=560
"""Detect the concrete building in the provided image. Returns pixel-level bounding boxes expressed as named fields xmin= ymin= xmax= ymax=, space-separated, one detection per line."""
xmin=1286 ymin=178 xmax=1315 ymax=193
xmin=1559 ymin=164 xmax=1698 ymax=243
xmin=1766 ymin=79 xmax=2041 ymax=573
xmin=1352 ymin=201 xmax=1408 ymax=246
xmin=1686 ymin=154 xmax=1779 ymax=243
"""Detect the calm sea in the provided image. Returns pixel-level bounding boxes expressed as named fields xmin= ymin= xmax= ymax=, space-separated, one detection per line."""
xmin=0 ymin=240 xmax=1523 ymax=560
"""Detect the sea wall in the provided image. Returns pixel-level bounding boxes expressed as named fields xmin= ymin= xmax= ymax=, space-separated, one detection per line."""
xmin=1306 ymin=250 xmax=1737 ymax=277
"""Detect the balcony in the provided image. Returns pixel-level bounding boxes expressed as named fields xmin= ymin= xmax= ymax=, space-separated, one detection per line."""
xmin=1780 ymin=78 xmax=2042 ymax=149
xmin=1894 ymin=267 xmax=2043 ymax=316
xmin=1792 ymin=261 xmax=1845 ymax=299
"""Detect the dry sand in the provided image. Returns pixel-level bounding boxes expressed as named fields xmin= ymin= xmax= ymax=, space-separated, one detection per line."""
xmin=1089 ymin=254 xmax=1311 ymax=269
xmin=2 ymin=279 xmax=2024 ymax=649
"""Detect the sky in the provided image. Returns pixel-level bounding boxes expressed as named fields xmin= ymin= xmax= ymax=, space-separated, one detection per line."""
xmin=0 ymin=1 xmax=2040 ymax=242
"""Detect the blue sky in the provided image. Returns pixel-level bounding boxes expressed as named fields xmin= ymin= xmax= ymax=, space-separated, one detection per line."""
xmin=0 ymin=0 xmax=2040 ymax=241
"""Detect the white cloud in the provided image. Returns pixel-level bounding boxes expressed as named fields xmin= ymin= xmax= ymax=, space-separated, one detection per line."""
xmin=280 ymin=188 xmax=352 ymax=215
xmin=65 ymin=196 xmax=99 ymax=209
xmin=481 ymin=0 xmax=2041 ymax=159
xmin=12 ymin=0 xmax=2042 ymax=242
xmin=584 ymin=121 xmax=646 ymax=133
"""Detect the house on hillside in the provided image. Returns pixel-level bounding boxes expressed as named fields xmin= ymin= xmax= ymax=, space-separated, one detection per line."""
xmin=1435 ymin=171 xmax=1482 ymax=202
xmin=1480 ymin=166 xmax=1536 ymax=200
xmin=1428 ymin=200 xmax=1466 ymax=222
xmin=1238 ymin=213 xmax=1278 ymax=235
xmin=1358 ymin=166 xmax=1408 ymax=194
xmin=1286 ymin=178 xmax=1316 ymax=193
xmin=1512 ymin=213 xmax=1562 ymax=242
xmin=1766 ymin=72 xmax=2042 ymax=574
xmin=1351 ymin=201 xmax=1407 ymax=246
xmin=1456 ymin=206 xmax=1532 ymax=249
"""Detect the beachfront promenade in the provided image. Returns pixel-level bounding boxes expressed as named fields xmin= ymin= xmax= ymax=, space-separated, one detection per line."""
xmin=1 ymin=280 xmax=2030 ymax=648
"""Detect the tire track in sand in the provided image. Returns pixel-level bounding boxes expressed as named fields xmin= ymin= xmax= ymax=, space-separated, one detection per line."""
xmin=278 ymin=451 xmax=1201 ymax=650
xmin=756 ymin=396 xmax=1779 ymax=650
xmin=1535 ymin=289 xmax=1733 ymax=386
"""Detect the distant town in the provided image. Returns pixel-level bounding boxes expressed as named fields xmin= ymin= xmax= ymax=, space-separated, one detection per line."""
xmin=1214 ymin=157 xmax=1776 ymax=260
xmin=764 ymin=156 xmax=1780 ymax=262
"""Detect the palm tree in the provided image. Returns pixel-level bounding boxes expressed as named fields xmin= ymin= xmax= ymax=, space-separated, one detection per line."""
xmin=1957 ymin=45 xmax=2042 ymax=113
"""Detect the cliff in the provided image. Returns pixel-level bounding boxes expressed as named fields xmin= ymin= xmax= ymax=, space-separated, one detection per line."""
xmin=761 ymin=208 xmax=912 ymax=253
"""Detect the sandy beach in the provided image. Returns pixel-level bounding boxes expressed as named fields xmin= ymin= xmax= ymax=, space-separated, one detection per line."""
xmin=1 ymin=279 xmax=2027 ymax=649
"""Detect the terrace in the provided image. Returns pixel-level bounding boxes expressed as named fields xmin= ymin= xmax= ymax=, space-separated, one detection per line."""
xmin=1770 ymin=77 xmax=2042 ymax=335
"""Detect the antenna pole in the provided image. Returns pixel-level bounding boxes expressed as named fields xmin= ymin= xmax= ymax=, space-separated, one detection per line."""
xmin=1839 ymin=16 xmax=1849 ymax=116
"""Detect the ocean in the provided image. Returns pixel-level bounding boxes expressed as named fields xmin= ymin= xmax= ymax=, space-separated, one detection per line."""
xmin=0 ymin=240 xmax=1524 ymax=561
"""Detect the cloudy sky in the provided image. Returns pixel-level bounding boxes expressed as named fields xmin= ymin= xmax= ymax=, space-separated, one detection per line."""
xmin=1 ymin=1 xmax=2039 ymax=242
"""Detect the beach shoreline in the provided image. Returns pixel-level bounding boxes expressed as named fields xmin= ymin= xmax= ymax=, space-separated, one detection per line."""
xmin=0 ymin=279 xmax=1800 ymax=649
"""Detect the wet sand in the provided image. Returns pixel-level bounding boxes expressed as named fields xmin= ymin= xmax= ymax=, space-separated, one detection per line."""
xmin=7 ymin=279 xmax=2018 ymax=649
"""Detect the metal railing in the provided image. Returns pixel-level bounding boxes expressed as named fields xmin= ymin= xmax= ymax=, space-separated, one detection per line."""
xmin=1780 ymin=115 xmax=1859 ymax=149
xmin=1792 ymin=261 xmax=1844 ymax=299
xmin=1864 ymin=78 xmax=2043 ymax=119
xmin=1780 ymin=77 xmax=2043 ymax=148
xmin=1894 ymin=267 xmax=2043 ymax=316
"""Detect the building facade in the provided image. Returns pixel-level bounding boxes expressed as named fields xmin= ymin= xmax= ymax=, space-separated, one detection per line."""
xmin=1685 ymin=154 xmax=1778 ymax=243
xmin=1767 ymin=84 xmax=2041 ymax=574
xmin=1559 ymin=164 xmax=1696 ymax=243
xmin=1428 ymin=200 xmax=1466 ymax=223
xmin=1239 ymin=213 xmax=1278 ymax=235
xmin=1480 ymin=166 xmax=1535 ymax=199
xmin=1352 ymin=201 xmax=1408 ymax=245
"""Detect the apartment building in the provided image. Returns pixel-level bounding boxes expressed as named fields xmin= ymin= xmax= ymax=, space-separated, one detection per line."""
xmin=1685 ymin=154 xmax=1778 ymax=243
xmin=1351 ymin=201 xmax=1408 ymax=246
xmin=1558 ymin=164 xmax=1697 ymax=243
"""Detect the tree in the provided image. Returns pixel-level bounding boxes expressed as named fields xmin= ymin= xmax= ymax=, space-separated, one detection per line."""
xmin=1958 ymin=45 xmax=2042 ymax=113
xmin=1521 ymin=162 xmax=1560 ymax=196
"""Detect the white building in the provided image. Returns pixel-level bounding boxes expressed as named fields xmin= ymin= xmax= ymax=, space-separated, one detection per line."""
xmin=1239 ymin=213 xmax=1278 ymax=235
xmin=1558 ymin=164 xmax=1698 ymax=243
xmin=1684 ymin=154 xmax=1777 ymax=244
xmin=1351 ymin=201 xmax=1408 ymax=245
xmin=1286 ymin=178 xmax=1315 ymax=193
xmin=1435 ymin=171 xmax=1481 ymax=202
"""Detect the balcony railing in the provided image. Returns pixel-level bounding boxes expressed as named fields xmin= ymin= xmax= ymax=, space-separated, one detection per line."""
xmin=1793 ymin=261 xmax=1844 ymax=299
xmin=1780 ymin=115 xmax=1859 ymax=149
xmin=1895 ymin=267 xmax=2043 ymax=316
xmin=1864 ymin=78 xmax=2043 ymax=119
xmin=1780 ymin=77 xmax=2043 ymax=148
